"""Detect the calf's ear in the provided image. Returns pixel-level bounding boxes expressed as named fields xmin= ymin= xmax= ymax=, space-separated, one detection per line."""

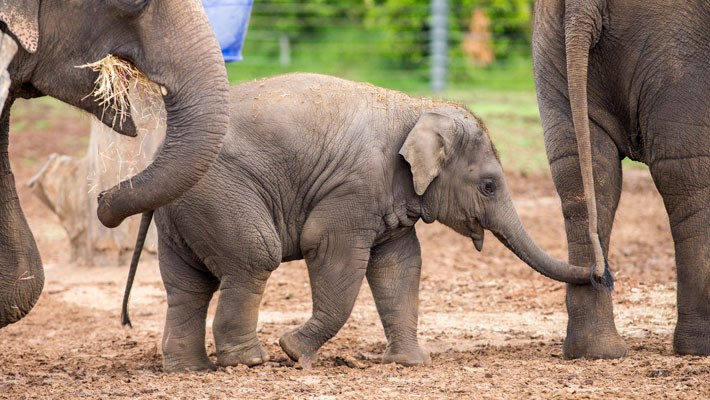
xmin=399 ymin=112 xmax=455 ymax=196
xmin=0 ymin=0 xmax=40 ymax=54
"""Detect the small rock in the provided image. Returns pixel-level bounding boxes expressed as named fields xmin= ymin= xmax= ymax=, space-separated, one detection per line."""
xmin=334 ymin=355 xmax=366 ymax=369
xmin=646 ymin=368 xmax=671 ymax=378
xmin=484 ymin=373 xmax=493 ymax=378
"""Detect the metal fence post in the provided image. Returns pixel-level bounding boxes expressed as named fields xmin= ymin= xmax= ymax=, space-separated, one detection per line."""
xmin=430 ymin=0 xmax=448 ymax=93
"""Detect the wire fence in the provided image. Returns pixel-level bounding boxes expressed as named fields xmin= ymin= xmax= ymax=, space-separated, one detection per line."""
xmin=227 ymin=0 xmax=536 ymax=93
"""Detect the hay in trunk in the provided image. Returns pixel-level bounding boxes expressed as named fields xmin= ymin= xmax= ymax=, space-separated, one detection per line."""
xmin=77 ymin=55 xmax=166 ymax=193
xmin=77 ymin=55 xmax=160 ymax=129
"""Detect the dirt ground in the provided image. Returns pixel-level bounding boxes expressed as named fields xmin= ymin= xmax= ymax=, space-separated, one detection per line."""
xmin=1 ymin=99 xmax=709 ymax=399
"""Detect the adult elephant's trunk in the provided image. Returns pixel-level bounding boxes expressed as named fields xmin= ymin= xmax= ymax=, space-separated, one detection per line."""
xmin=486 ymin=196 xmax=592 ymax=285
xmin=96 ymin=3 xmax=230 ymax=228
xmin=0 ymin=103 xmax=44 ymax=328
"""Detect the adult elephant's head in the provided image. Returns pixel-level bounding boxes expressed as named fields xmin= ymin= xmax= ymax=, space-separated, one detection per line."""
xmin=400 ymin=112 xmax=596 ymax=285
xmin=1 ymin=0 xmax=230 ymax=228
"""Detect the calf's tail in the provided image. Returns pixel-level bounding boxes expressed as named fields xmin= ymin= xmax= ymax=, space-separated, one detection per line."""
xmin=121 ymin=211 xmax=154 ymax=328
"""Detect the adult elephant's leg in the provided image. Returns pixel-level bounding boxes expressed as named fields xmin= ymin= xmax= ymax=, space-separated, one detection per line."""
xmin=0 ymin=104 xmax=44 ymax=328
xmin=649 ymin=128 xmax=710 ymax=356
xmin=367 ymin=228 xmax=429 ymax=366
xmin=546 ymin=116 xmax=626 ymax=359
xmin=158 ymin=237 xmax=219 ymax=372
xmin=279 ymin=199 xmax=376 ymax=368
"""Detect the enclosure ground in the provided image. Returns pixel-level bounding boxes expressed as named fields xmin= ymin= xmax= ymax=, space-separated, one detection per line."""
xmin=2 ymin=100 xmax=709 ymax=399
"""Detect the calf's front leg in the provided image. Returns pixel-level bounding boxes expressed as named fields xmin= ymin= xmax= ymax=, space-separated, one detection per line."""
xmin=367 ymin=228 xmax=429 ymax=366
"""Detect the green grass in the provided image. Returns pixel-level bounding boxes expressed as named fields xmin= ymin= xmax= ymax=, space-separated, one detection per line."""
xmin=21 ymin=157 xmax=37 ymax=167
xmin=453 ymin=89 xmax=550 ymax=176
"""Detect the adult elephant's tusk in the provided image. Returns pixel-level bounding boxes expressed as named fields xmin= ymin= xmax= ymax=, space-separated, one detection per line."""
xmin=160 ymin=85 xmax=168 ymax=96
xmin=0 ymin=33 xmax=18 ymax=116
xmin=472 ymin=236 xmax=484 ymax=252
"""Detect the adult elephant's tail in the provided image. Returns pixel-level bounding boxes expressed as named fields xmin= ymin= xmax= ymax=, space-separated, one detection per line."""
xmin=564 ymin=0 xmax=613 ymax=289
xmin=121 ymin=211 xmax=154 ymax=328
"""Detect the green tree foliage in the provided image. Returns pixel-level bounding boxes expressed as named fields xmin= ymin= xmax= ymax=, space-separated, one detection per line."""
xmin=238 ymin=0 xmax=534 ymax=88
xmin=250 ymin=0 xmax=366 ymax=39
xmin=364 ymin=1 xmax=431 ymax=69
xmin=364 ymin=0 xmax=533 ymax=70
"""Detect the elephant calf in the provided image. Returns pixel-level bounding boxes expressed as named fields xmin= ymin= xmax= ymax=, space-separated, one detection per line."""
xmin=123 ymin=73 xmax=594 ymax=372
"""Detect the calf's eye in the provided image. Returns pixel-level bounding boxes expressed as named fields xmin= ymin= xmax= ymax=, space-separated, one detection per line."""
xmin=478 ymin=179 xmax=496 ymax=197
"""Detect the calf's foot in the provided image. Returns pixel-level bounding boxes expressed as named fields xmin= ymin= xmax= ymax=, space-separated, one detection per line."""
xmin=217 ymin=338 xmax=270 ymax=367
xmin=163 ymin=353 xmax=217 ymax=373
xmin=279 ymin=329 xmax=318 ymax=369
xmin=382 ymin=343 xmax=430 ymax=366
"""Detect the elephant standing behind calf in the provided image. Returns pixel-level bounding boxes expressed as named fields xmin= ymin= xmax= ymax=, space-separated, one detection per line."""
xmin=533 ymin=0 xmax=710 ymax=358
xmin=124 ymin=73 xmax=595 ymax=372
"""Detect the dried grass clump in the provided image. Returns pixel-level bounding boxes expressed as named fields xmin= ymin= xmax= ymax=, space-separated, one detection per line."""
xmin=78 ymin=55 xmax=159 ymax=128
xmin=78 ymin=55 xmax=166 ymax=194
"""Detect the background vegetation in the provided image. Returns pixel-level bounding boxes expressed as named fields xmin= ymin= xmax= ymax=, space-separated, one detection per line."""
xmin=228 ymin=0 xmax=535 ymax=91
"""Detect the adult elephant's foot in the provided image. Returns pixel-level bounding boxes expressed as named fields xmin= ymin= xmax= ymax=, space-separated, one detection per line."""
xmin=217 ymin=339 xmax=270 ymax=367
xmin=162 ymin=354 xmax=217 ymax=373
xmin=563 ymin=328 xmax=627 ymax=359
xmin=673 ymin=314 xmax=710 ymax=356
xmin=382 ymin=343 xmax=430 ymax=366
xmin=279 ymin=329 xmax=318 ymax=369
xmin=563 ymin=284 xmax=627 ymax=359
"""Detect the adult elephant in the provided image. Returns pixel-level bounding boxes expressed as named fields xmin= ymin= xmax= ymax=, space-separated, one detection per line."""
xmin=533 ymin=0 xmax=710 ymax=358
xmin=0 ymin=0 xmax=230 ymax=328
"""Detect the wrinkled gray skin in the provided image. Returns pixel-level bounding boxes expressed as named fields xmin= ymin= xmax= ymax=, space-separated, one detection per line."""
xmin=533 ymin=0 xmax=710 ymax=359
xmin=126 ymin=74 xmax=595 ymax=372
xmin=0 ymin=0 xmax=230 ymax=328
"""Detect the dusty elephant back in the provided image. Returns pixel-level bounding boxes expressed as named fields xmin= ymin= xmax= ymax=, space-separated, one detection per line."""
xmin=228 ymin=73 xmax=471 ymax=143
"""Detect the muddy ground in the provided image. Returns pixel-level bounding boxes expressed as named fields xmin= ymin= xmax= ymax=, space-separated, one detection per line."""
xmin=1 ymin=99 xmax=709 ymax=399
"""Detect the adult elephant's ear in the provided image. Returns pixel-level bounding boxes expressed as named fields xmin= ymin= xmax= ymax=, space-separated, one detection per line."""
xmin=399 ymin=112 xmax=454 ymax=196
xmin=0 ymin=0 xmax=40 ymax=54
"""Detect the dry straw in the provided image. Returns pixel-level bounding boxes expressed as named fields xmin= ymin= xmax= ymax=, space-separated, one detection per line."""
xmin=77 ymin=55 xmax=159 ymax=128
xmin=78 ymin=55 xmax=166 ymax=194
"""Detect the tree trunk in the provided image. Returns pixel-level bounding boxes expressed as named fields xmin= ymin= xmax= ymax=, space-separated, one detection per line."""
xmin=28 ymin=86 xmax=166 ymax=265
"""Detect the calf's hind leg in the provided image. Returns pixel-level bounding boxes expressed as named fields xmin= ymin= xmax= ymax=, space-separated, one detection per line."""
xmin=159 ymin=239 xmax=219 ymax=372
xmin=367 ymin=229 xmax=429 ymax=366
xmin=214 ymin=270 xmax=274 ymax=367
xmin=208 ymin=205 xmax=281 ymax=367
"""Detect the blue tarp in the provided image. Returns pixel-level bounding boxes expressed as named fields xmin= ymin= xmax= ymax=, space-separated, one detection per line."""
xmin=202 ymin=0 xmax=253 ymax=62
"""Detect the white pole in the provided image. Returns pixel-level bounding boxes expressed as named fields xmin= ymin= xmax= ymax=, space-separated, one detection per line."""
xmin=279 ymin=34 xmax=291 ymax=67
xmin=430 ymin=0 xmax=448 ymax=93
